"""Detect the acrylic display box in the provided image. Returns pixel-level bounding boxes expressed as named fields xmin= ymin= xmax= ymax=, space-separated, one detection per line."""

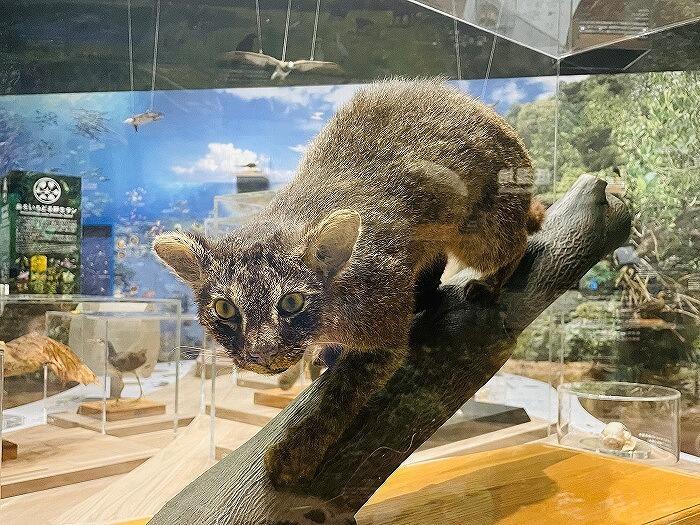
xmin=558 ymin=381 xmax=681 ymax=465
xmin=0 ymin=294 xmax=184 ymax=498
xmin=204 ymin=190 xmax=277 ymax=240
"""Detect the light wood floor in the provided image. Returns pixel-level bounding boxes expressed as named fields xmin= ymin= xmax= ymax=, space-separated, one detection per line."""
xmin=3 ymin=373 xmax=699 ymax=525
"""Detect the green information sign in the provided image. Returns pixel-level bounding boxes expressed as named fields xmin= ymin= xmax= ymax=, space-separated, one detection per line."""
xmin=0 ymin=171 xmax=81 ymax=293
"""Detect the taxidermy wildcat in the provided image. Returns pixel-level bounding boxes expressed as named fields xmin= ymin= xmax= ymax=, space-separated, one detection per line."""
xmin=153 ymin=78 xmax=544 ymax=486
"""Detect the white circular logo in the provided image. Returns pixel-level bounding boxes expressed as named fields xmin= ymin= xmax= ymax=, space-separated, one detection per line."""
xmin=33 ymin=177 xmax=62 ymax=204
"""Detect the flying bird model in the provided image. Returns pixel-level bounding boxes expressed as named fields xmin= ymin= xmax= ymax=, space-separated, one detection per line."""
xmin=123 ymin=110 xmax=164 ymax=132
xmin=222 ymin=51 xmax=344 ymax=81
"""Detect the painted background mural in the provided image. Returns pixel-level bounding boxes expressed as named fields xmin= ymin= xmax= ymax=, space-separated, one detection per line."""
xmin=0 ymin=77 xmax=564 ymax=309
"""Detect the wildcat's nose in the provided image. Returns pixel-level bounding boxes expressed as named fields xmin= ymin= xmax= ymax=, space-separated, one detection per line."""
xmin=247 ymin=346 xmax=276 ymax=366
xmin=247 ymin=346 xmax=288 ymax=373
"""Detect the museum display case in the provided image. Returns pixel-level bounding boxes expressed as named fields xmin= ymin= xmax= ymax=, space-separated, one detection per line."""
xmin=0 ymin=0 xmax=698 ymax=524
xmin=0 ymin=295 xmax=182 ymax=500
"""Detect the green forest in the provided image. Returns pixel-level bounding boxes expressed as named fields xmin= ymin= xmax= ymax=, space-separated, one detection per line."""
xmin=506 ymin=71 xmax=700 ymax=425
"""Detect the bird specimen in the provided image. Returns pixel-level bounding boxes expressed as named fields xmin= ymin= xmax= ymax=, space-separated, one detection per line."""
xmin=123 ymin=110 xmax=164 ymax=132
xmin=1 ymin=333 xmax=97 ymax=384
xmin=97 ymin=339 xmax=148 ymax=402
xmin=225 ymin=0 xmax=342 ymax=82
xmin=221 ymin=51 xmax=344 ymax=81
xmin=235 ymin=32 xmax=259 ymax=52
xmin=122 ymin=0 xmax=164 ymax=132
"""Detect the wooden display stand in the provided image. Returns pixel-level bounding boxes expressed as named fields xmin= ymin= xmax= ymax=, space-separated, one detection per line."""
xmin=355 ymin=443 xmax=700 ymax=524
xmin=78 ymin=399 xmax=166 ymax=422
xmin=253 ymin=386 xmax=305 ymax=409
xmin=0 ymin=425 xmax=158 ymax=498
xmin=2 ymin=438 xmax=18 ymax=460
xmin=113 ymin=442 xmax=700 ymax=525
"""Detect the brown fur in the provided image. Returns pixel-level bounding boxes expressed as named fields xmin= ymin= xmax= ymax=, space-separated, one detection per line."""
xmin=153 ymin=78 xmax=543 ymax=485
xmin=154 ymin=78 xmax=541 ymax=373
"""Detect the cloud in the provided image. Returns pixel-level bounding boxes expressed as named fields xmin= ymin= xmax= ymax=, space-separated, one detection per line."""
xmin=267 ymin=169 xmax=296 ymax=187
xmin=171 ymin=143 xmax=262 ymax=181
xmin=221 ymin=86 xmax=319 ymax=106
xmin=321 ymin=85 xmax=360 ymax=109
xmin=488 ymin=80 xmax=525 ymax=106
xmin=220 ymin=84 xmax=361 ymax=111
xmin=289 ymin=144 xmax=308 ymax=154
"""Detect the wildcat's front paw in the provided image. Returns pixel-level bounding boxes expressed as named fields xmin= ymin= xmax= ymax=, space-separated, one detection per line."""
xmin=264 ymin=437 xmax=319 ymax=488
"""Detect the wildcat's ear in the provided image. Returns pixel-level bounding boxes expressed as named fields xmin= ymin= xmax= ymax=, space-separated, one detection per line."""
xmin=153 ymin=231 xmax=211 ymax=288
xmin=302 ymin=209 xmax=361 ymax=278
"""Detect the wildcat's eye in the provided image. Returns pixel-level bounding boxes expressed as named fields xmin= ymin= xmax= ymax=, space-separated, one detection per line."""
xmin=213 ymin=299 xmax=237 ymax=320
xmin=278 ymin=292 xmax=305 ymax=316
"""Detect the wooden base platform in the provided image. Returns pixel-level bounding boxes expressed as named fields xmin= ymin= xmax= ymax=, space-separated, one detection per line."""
xmin=2 ymin=438 xmax=18 ymax=460
xmin=49 ymin=411 xmax=194 ymax=437
xmin=207 ymin=392 xmax=280 ymax=427
xmin=78 ymin=398 xmax=167 ymax=421
xmin=0 ymin=425 xmax=158 ymax=498
xmin=55 ymin=416 xmax=262 ymax=524
xmin=356 ymin=443 xmax=700 ymax=525
xmin=253 ymin=386 xmax=305 ymax=409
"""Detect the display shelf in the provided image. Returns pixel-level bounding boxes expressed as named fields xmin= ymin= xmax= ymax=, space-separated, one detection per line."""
xmin=54 ymin=416 xmax=261 ymax=524
xmin=356 ymin=443 xmax=700 ymax=525
xmin=0 ymin=425 xmax=158 ymax=498
xmin=48 ymin=410 xmax=195 ymax=438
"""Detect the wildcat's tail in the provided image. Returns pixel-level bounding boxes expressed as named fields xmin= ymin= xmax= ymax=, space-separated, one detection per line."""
xmin=526 ymin=199 xmax=546 ymax=234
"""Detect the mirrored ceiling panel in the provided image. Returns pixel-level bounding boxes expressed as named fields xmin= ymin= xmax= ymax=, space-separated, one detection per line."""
xmin=0 ymin=0 xmax=698 ymax=96
xmin=0 ymin=0 xmax=556 ymax=95
xmin=410 ymin=0 xmax=700 ymax=57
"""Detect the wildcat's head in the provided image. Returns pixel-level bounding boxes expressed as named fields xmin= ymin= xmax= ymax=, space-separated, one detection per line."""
xmin=153 ymin=209 xmax=360 ymax=375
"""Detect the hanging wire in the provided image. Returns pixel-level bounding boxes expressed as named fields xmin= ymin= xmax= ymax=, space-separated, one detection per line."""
xmin=255 ymin=0 xmax=264 ymax=53
xmin=127 ymin=0 xmax=134 ymax=91
xmin=451 ymin=0 xmax=461 ymax=81
xmin=149 ymin=0 xmax=161 ymax=110
xmin=310 ymin=0 xmax=321 ymax=60
xmin=281 ymin=0 xmax=292 ymax=62
xmin=480 ymin=0 xmax=505 ymax=100
xmin=127 ymin=0 xmax=135 ymax=112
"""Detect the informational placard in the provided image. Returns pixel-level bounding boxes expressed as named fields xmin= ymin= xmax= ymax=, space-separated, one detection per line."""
xmin=0 ymin=171 xmax=81 ymax=293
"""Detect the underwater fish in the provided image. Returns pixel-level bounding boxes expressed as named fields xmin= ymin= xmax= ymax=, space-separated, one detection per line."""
xmin=222 ymin=51 xmax=344 ymax=81
xmin=123 ymin=110 xmax=164 ymax=132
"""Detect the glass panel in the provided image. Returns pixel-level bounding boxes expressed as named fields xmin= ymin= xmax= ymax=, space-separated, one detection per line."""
xmin=412 ymin=0 xmax=700 ymax=57
xmin=539 ymin=69 xmax=700 ymax=460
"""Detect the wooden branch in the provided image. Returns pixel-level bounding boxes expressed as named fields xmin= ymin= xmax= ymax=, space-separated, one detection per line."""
xmin=150 ymin=175 xmax=631 ymax=525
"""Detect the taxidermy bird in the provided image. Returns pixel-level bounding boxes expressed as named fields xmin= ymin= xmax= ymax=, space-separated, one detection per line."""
xmin=97 ymin=339 xmax=148 ymax=401
xmin=1 ymin=333 xmax=97 ymax=384
xmin=123 ymin=110 xmax=164 ymax=132
xmin=153 ymin=79 xmax=544 ymax=486
xmin=235 ymin=32 xmax=259 ymax=52
xmin=221 ymin=51 xmax=344 ymax=81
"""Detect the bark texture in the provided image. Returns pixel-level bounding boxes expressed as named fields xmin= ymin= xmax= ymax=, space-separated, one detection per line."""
xmin=150 ymin=175 xmax=631 ymax=525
